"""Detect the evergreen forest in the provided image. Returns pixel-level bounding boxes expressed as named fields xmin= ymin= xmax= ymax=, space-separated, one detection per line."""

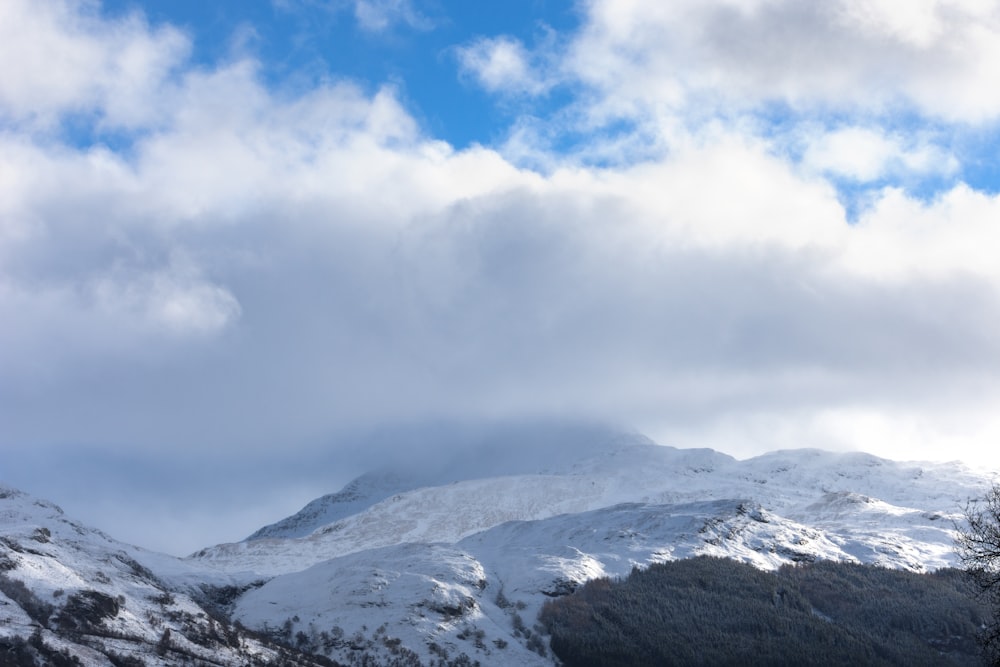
xmin=540 ymin=557 xmax=990 ymax=666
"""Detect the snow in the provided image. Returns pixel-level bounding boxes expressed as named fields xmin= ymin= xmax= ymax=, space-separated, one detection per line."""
xmin=191 ymin=444 xmax=990 ymax=578
xmin=2 ymin=440 xmax=996 ymax=665
xmin=182 ymin=443 xmax=996 ymax=664
xmin=0 ymin=484 xmax=310 ymax=665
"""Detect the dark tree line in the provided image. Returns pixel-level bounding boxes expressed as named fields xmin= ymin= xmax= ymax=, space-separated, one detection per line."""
xmin=540 ymin=556 xmax=989 ymax=666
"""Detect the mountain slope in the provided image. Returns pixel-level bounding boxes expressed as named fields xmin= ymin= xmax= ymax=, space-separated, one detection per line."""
xmin=187 ymin=443 xmax=993 ymax=665
xmin=0 ymin=485 xmax=336 ymax=667
xmin=245 ymin=424 xmax=651 ymax=542
xmin=2 ymin=440 xmax=995 ymax=666
xmin=192 ymin=444 xmax=988 ymax=578
xmin=245 ymin=471 xmax=428 ymax=542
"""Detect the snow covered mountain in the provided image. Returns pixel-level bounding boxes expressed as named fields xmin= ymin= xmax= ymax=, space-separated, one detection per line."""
xmin=2 ymin=438 xmax=995 ymax=666
xmin=0 ymin=486 xmax=335 ymax=666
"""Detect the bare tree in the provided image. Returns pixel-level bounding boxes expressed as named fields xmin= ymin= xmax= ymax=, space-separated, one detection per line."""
xmin=957 ymin=484 xmax=1000 ymax=664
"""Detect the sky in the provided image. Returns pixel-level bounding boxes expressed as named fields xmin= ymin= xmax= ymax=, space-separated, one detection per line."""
xmin=3 ymin=0 xmax=1000 ymax=555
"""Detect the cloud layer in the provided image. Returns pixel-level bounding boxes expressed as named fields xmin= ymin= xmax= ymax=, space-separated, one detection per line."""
xmin=565 ymin=0 xmax=1000 ymax=122
xmin=3 ymin=0 xmax=1000 ymax=552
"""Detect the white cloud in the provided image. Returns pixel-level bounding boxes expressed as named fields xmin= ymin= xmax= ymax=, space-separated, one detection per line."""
xmin=456 ymin=36 xmax=550 ymax=96
xmin=843 ymin=185 xmax=1000 ymax=282
xmin=803 ymin=127 xmax=900 ymax=181
xmin=6 ymin=80 xmax=1000 ymax=469
xmin=0 ymin=0 xmax=188 ymax=130
xmin=464 ymin=1 xmax=1000 ymax=175
xmin=838 ymin=0 xmax=995 ymax=48
xmin=6 ymin=0 xmax=1000 ymax=552
xmin=91 ymin=266 xmax=242 ymax=337
xmin=352 ymin=0 xmax=431 ymax=32
xmin=800 ymin=126 xmax=958 ymax=181
xmin=565 ymin=0 xmax=1000 ymax=122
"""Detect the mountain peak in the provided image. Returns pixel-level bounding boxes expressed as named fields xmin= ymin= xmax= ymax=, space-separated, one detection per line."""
xmin=3 ymin=440 xmax=995 ymax=666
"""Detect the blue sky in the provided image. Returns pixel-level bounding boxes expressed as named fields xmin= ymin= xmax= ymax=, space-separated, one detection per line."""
xmin=73 ymin=0 xmax=583 ymax=150
xmin=3 ymin=0 xmax=1000 ymax=554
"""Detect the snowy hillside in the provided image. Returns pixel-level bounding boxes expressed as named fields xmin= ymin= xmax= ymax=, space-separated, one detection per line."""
xmin=2 ymin=439 xmax=995 ymax=666
xmin=186 ymin=442 xmax=993 ymax=665
xmin=0 ymin=485 xmax=333 ymax=666
xmin=193 ymin=443 xmax=988 ymax=577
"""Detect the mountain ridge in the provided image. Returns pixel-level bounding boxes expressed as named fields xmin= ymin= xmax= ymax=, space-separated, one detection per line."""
xmin=2 ymin=439 xmax=996 ymax=665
